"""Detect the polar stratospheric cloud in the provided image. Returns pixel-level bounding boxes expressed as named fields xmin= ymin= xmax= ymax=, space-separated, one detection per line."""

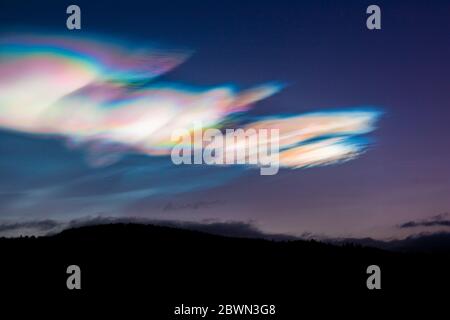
xmin=0 ymin=34 xmax=381 ymax=171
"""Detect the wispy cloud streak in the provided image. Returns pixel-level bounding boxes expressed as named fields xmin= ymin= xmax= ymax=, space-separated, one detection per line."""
xmin=398 ymin=213 xmax=450 ymax=229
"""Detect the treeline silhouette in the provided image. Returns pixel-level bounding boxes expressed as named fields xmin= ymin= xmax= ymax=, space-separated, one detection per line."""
xmin=0 ymin=223 xmax=448 ymax=315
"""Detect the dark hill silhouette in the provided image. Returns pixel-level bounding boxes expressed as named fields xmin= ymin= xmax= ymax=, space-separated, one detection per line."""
xmin=1 ymin=223 xmax=448 ymax=315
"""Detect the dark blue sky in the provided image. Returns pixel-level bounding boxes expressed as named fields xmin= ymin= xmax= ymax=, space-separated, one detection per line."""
xmin=0 ymin=0 xmax=449 ymax=238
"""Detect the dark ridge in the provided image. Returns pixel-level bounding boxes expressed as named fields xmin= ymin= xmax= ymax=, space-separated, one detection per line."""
xmin=0 ymin=223 xmax=448 ymax=308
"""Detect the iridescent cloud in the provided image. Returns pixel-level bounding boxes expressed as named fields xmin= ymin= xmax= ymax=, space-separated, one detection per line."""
xmin=0 ymin=34 xmax=381 ymax=170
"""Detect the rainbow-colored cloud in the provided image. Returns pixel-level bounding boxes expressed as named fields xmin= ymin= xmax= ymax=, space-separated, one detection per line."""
xmin=0 ymin=34 xmax=381 ymax=169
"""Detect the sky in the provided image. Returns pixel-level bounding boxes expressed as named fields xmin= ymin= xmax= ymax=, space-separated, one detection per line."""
xmin=0 ymin=0 xmax=449 ymax=239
